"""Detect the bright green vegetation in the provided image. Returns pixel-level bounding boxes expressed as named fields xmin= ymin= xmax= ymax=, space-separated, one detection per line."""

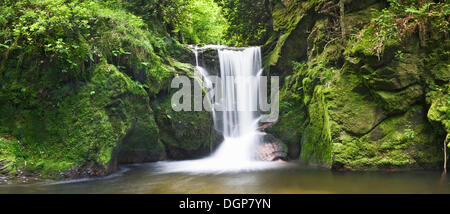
xmin=0 ymin=0 xmax=449 ymax=180
xmin=120 ymin=0 xmax=229 ymax=45
xmin=179 ymin=0 xmax=229 ymax=45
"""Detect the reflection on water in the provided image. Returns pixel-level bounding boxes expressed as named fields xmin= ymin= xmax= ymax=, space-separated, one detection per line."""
xmin=152 ymin=159 xmax=288 ymax=174
xmin=0 ymin=162 xmax=449 ymax=194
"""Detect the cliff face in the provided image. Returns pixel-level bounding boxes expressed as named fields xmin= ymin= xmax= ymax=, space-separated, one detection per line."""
xmin=265 ymin=0 xmax=449 ymax=170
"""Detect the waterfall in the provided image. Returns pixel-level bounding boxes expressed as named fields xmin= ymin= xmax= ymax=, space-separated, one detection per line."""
xmin=209 ymin=47 xmax=262 ymax=162
xmin=156 ymin=46 xmax=282 ymax=174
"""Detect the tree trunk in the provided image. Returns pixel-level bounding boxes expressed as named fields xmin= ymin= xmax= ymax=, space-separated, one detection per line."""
xmin=339 ymin=0 xmax=346 ymax=40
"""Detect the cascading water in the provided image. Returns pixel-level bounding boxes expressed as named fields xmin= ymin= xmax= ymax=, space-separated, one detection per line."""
xmin=209 ymin=47 xmax=262 ymax=162
xmin=156 ymin=46 xmax=283 ymax=174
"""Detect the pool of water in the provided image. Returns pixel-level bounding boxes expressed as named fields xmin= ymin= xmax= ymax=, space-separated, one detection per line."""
xmin=0 ymin=162 xmax=449 ymax=194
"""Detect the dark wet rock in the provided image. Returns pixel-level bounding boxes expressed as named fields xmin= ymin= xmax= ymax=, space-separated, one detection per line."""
xmin=195 ymin=47 xmax=221 ymax=76
xmin=192 ymin=46 xmax=250 ymax=76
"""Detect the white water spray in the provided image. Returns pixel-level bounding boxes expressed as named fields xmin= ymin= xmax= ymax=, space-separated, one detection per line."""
xmin=210 ymin=47 xmax=262 ymax=161
xmin=156 ymin=46 xmax=283 ymax=173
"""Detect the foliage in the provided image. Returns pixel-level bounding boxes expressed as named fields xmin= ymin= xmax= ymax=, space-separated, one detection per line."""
xmin=178 ymin=0 xmax=228 ymax=44
xmin=216 ymin=0 xmax=272 ymax=46
xmin=122 ymin=0 xmax=228 ymax=45
xmin=0 ymin=0 xmax=171 ymax=86
xmin=348 ymin=0 xmax=449 ymax=58
xmin=118 ymin=0 xmax=191 ymax=33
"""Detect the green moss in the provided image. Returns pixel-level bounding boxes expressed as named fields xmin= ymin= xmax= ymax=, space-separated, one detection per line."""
xmin=347 ymin=24 xmax=400 ymax=59
xmin=264 ymin=0 xmax=324 ymax=70
xmin=0 ymin=137 xmax=20 ymax=176
xmin=374 ymin=84 xmax=423 ymax=113
xmin=268 ymin=73 xmax=306 ymax=159
xmin=362 ymin=53 xmax=421 ymax=91
xmin=264 ymin=32 xmax=290 ymax=68
xmin=0 ymin=0 xmax=199 ymax=178
xmin=300 ymin=85 xmax=332 ymax=165
xmin=265 ymin=1 xmax=448 ymax=170
xmin=427 ymin=48 xmax=450 ymax=82
xmin=0 ymin=63 xmax=164 ymax=177
xmin=333 ymin=106 xmax=442 ymax=169
xmin=327 ymin=67 xmax=386 ymax=135
xmin=427 ymin=83 xmax=450 ymax=133
xmin=271 ymin=0 xmax=324 ymax=32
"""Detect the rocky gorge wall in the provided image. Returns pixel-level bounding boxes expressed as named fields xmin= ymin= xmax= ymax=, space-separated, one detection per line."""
xmin=265 ymin=0 xmax=449 ymax=170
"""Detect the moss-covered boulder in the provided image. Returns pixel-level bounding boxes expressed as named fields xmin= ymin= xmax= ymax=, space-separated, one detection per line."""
xmin=0 ymin=63 xmax=166 ymax=178
xmin=0 ymin=137 xmax=20 ymax=177
xmin=154 ymin=99 xmax=214 ymax=160
xmin=327 ymin=69 xmax=387 ymax=136
xmin=153 ymin=73 xmax=216 ymax=160
xmin=267 ymin=92 xmax=305 ymax=159
xmin=333 ymin=106 xmax=442 ymax=170
xmin=362 ymin=53 xmax=422 ymax=91
xmin=374 ymin=85 xmax=423 ymax=114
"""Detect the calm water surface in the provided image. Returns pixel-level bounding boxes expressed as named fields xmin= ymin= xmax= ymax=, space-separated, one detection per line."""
xmin=0 ymin=162 xmax=449 ymax=194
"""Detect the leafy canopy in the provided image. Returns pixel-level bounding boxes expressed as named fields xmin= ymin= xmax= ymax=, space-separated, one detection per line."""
xmin=216 ymin=0 xmax=272 ymax=46
xmin=121 ymin=0 xmax=228 ymax=45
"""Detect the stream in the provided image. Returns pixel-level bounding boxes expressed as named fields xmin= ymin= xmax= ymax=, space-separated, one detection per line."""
xmin=1 ymin=163 xmax=449 ymax=194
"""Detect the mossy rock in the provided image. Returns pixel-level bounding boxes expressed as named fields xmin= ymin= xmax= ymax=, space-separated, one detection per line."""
xmin=300 ymin=85 xmax=332 ymax=165
xmin=0 ymin=64 xmax=165 ymax=177
xmin=264 ymin=0 xmax=448 ymax=171
xmin=267 ymin=0 xmax=320 ymax=75
xmin=327 ymin=69 xmax=387 ymax=135
xmin=363 ymin=54 xmax=422 ymax=91
xmin=195 ymin=48 xmax=220 ymax=76
xmin=154 ymin=80 xmax=214 ymax=160
xmin=332 ymin=106 xmax=442 ymax=170
xmin=374 ymin=84 xmax=424 ymax=114
xmin=427 ymin=83 xmax=450 ymax=134
xmin=0 ymin=137 xmax=19 ymax=176
xmin=115 ymin=94 xmax=166 ymax=164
